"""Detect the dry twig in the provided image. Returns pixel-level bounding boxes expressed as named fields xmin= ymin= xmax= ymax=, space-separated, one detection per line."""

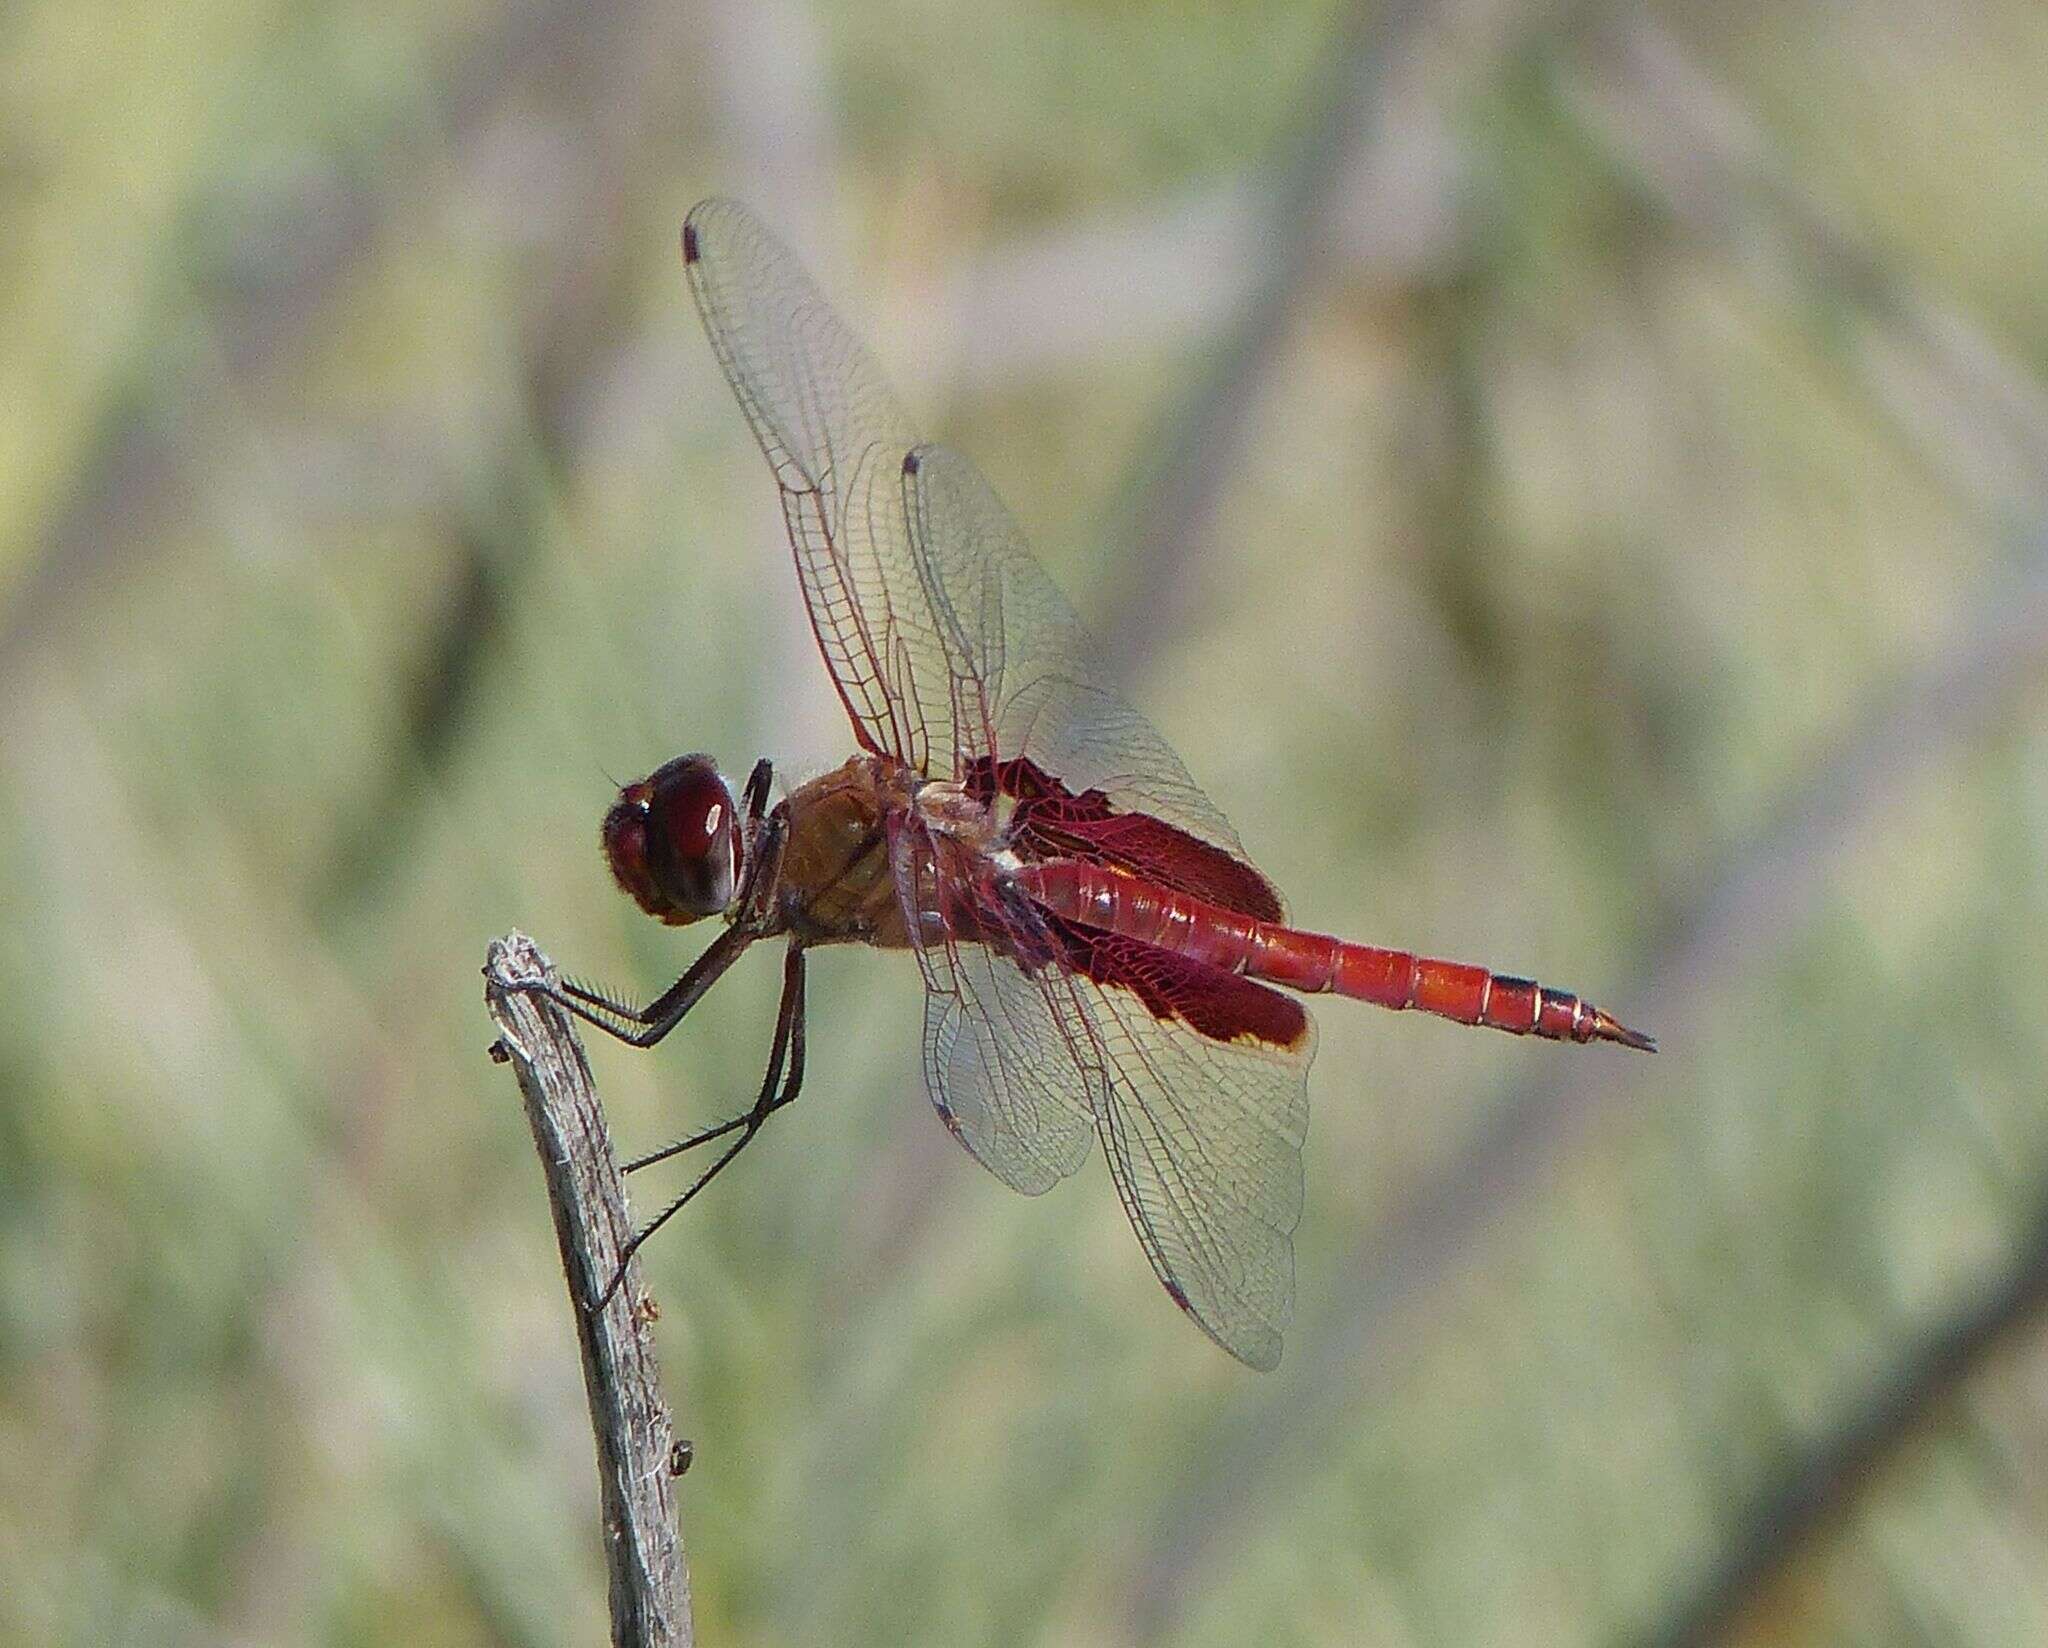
xmin=484 ymin=932 xmax=693 ymax=1648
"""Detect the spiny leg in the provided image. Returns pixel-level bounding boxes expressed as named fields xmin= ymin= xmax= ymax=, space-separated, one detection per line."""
xmin=533 ymin=920 xmax=756 ymax=1048
xmin=624 ymin=944 xmax=808 ymax=1171
xmin=740 ymin=756 xmax=773 ymax=824
xmin=599 ymin=944 xmax=808 ymax=1308
xmin=518 ymin=808 xmax=791 ymax=1048
xmin=624 ymin=943 xmax=807 ymax=1183
xmin=725 ymin=768 xmax=782 ymax=917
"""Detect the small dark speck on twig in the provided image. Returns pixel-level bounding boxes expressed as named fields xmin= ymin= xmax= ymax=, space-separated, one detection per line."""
xmin=484 ymin=932 xmax=694 ymax=1648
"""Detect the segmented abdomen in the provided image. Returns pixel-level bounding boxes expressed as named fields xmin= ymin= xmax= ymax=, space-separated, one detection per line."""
xmin=1016 ymin=860 xmax=1653 ymax=1050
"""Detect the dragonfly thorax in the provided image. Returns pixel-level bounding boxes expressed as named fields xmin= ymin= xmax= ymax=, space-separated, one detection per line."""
xmin=910 ymin=774 xmax=1002 ymax=849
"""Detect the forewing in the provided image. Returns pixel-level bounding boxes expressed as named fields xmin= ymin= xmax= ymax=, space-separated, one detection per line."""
xmin=683 ymin=198 xmax=951 ymax=769
xmin=902 ymin=444 xmax=1272 ymax=890
xmin=890 ymin=823 xmax=1098 ymax=1195
xmin=693 ymin=207 xmax=1312 ymax=1367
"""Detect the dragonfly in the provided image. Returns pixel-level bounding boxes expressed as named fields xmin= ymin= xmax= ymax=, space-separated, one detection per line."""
xmin=529 ymin=197 xmax=1653 ymax=1371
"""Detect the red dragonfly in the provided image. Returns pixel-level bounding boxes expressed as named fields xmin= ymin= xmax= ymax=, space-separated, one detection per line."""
xmin=533 ymin=198 xmax=1653 ymax=1370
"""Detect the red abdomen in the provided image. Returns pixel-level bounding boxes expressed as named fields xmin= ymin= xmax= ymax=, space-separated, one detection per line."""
xmin=1017 ymin=860 xmax=1654 ymax=1051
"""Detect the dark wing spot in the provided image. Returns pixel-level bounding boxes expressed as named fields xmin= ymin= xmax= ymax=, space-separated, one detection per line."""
xmin=682 ymin=220 xmax=701 ymax=262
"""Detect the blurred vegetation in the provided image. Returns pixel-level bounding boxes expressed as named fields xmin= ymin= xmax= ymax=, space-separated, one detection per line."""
xmin=5 ymin=0 xmax=2048 ymax=1643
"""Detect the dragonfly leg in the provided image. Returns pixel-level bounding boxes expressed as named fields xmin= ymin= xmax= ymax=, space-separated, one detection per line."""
xmin=623 ymin=941 xmax=806 ymax=1172
xmin=730 ymin=798 xmax=787 ymax=926
xmin=599 ymin=944 xmax=808 ymax=1307
xmin=741 ymin=756 xmax=774 ymax=822
xmin=529 ymin=922 xmax=755 ymax=1048
xmin=518 ymin=810 xmax=793 ymax=1049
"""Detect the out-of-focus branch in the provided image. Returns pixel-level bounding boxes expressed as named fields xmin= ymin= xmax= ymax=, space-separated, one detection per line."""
xmin=1095 ymin=0 xmax=1441 ymax=677
xmin=702 ymin=0 xmax=836 ymax=247
xmin=4 ymin=0 xmax=644 ymax=670
xmin=1118 ymin=558 xmax=2048 ymax=1643
xmin=484 ymin=933 xmax=693 ymax=1648
xmin=1641 ymin=1190 xmax=2048 ymax=1648
xmin=943 ymin=143 xmax=1464 ymax=392
xmin=1116 ymin=20 xmax=2048 ymax=1638
xmin=316 ymin=0 xmax=690 ymax=911
xmin=1564 ymin=13 xmax=2048 ymax=512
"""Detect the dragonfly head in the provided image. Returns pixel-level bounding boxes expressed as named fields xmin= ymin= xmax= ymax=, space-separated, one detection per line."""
xmin=602 ymin=754 xmax=742 ymax=925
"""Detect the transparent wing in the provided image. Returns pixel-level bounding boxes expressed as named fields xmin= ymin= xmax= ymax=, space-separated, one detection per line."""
xmin=895 ymin=446 xmax=1313 ymax=1367
xmin=893 ymin=819 xmax=1313 ymax=1371
xmin=900 ymin=442 xmax=1260 ymax=867
xmin=683 ymin=197 xmax=946 ymax=769
xmin=890 ymin=824 xmax=1098 ymax=1194
xmin=1055 ymin=945 xmax=1311 ymax=1372
xmin=690 ymin=204 xmax=1313 ymax=1364
xmin=685 ymin=195 xmax=1267 ymax=873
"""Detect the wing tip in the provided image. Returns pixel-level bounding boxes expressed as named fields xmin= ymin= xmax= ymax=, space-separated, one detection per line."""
xmin=1163 ymin=1276 xmax=1284 ymax=1371
xmin=680 ymin=195 xmax=740 ymax=264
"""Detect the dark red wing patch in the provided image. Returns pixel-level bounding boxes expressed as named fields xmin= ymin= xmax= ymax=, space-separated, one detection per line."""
xmin=1059 ymin=925 xmax=1310 ymax=1055
xmin=966 ymin=756 xmax=1283 ymax=923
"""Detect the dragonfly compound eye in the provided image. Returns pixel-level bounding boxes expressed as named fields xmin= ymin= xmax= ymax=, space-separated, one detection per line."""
xmin=602 ymin=755 xmax=739 ymax=924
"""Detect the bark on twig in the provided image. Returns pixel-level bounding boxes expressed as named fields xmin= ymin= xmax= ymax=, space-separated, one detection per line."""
xmin=484 ymin=933 xmax=693 ymax=1648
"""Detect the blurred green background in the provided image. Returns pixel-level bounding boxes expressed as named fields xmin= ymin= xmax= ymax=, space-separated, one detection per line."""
xmin=7 ymin=0 xmax=2048 ymax=1643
